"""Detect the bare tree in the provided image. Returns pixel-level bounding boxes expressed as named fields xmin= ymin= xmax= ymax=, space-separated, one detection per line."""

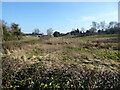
xmin=91 ymin=22 xmax=97 ymax=33
xmin=35 ymin=28 xmax=40 ymax=34
xmin=81 ymin=27 xmax=85 ymax=33
xmin=33 ymin=28 xmax=40 ymax=34
xmin=47 ymin=28 xmax=53 ymax=36
xmin=117 ymin=23 xmax=120 ymax=28
xmin=108 ymin=21 xmax=117 ymax=29
xmin=100 ymin=21 xmax=106 ymax=30
xmin=91 ymin=21 xmax=99 ymax=32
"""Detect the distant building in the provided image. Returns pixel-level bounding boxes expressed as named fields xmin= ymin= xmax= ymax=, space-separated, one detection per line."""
xmin=25 ymin=33 xmax=43 ymax=37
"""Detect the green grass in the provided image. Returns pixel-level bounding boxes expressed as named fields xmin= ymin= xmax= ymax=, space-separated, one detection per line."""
xmin=63 ymin=57 xmax=71 ymax=61
xmin=77 ymin=34 xmax=118 ymax=43
xmin=94 ymin=49 xmax=119 ymax=60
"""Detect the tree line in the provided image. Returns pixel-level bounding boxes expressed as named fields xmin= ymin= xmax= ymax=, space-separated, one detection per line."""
xmin=1 ymin=20 xmax=120 ymax=41
xmin=53 ymin=21 xmax=120 ymax=37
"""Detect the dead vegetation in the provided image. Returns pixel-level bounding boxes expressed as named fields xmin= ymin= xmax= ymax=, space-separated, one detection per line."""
xmin=2 ymin=34 xmax=120 ymax=89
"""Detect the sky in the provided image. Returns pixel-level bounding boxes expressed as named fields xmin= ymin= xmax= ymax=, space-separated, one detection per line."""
xmin=2 ymin=2 xmax=118 ymax=34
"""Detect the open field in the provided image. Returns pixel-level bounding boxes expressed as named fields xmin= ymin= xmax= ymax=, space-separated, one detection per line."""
xmin=2 ymin=34 xmax=120 ymax=89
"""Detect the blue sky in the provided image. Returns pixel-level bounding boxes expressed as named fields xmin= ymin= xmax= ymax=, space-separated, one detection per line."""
xmin=2 ymin=2 xmax=118 ymax=34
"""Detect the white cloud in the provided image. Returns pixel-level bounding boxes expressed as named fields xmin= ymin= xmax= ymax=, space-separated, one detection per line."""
xmin=67 ymin=16 xmax=95 ymax=23
xmin=81 ymin=11 xmax=117 ymax=21
xmin=67 ymin=18 xmax=81 ymax=23
xmin=98 ymin=11 xmax=117 ymax=17
xmin=81 ymin=16 xmax=96 ymax=21
xmin=67 ymin=10 xmax=117 ymax=23
xmin=95 ymin=11 xmax=118 ymax=22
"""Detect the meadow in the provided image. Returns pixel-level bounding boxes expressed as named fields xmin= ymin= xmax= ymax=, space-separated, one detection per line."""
xmin=2 ymin=34 xmax=120 ymax=89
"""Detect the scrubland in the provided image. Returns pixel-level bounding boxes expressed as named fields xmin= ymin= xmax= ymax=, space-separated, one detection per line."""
xmin=2 ymin=34 xmax=120 ymax=89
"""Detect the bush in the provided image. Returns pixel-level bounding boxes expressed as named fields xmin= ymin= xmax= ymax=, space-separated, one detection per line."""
xmin=53 ymin=31 xmax=61 ymax=37
xmin=2 ymin=21 xmax=23 ymax=41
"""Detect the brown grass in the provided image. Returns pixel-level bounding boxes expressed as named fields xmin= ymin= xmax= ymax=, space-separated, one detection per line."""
xmin=2 ymin=34 xmax=120 ymax=89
